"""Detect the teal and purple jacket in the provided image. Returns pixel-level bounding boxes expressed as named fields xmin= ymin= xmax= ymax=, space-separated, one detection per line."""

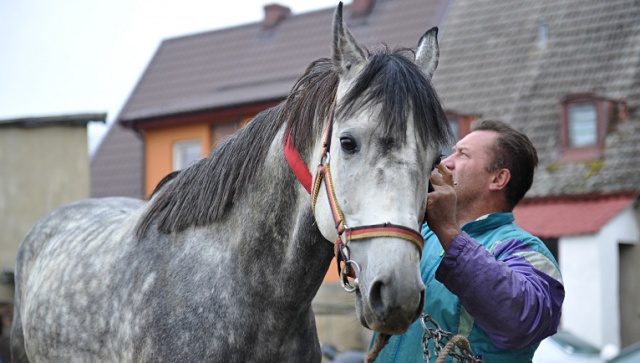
xmin=372 ymin=212 xmax=564 ymax=363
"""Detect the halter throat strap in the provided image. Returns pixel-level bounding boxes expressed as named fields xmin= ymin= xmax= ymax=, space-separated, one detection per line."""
xmin=284 ymin=137 xmax=312 ymax=194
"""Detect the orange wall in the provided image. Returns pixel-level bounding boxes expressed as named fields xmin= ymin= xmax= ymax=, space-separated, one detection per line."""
xmin=144 ymin=123 xmax=211 ymax=196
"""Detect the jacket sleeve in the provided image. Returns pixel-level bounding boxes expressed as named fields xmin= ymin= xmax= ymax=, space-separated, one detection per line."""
xmin=435 ymin=232 xmax=565 ymax=350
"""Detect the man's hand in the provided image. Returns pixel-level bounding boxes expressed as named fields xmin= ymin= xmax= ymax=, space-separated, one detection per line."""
xmin=425 ymin=164 xmax=461 ymax=251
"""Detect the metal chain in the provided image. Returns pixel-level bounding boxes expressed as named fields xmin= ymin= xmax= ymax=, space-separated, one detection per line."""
xmin=420 ymin=313 xmax=484 ymax=363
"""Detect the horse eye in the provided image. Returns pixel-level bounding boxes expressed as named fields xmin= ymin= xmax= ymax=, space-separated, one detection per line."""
xmin=432 ymin=153 xmax=443 ymax=170
xmin=340 ymin=136 xmax=357 ymax=153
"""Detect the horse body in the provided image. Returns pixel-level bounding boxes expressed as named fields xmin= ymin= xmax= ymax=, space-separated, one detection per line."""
xmin=13 ymin=135 xmax=331 ymax=362
xmin=12 ymin=4 xmax=452 ymax=362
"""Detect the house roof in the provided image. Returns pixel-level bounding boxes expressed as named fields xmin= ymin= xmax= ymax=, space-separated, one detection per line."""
xmin=96 ymin=0 xmax=452 ymax=200
xmin=106 ymin=0 xmax=640 ymax=216
xmin=0 ymin=113 xmax=106 ymax=128
xmin=513 ymin=194 xmax=636 ymax=238
xmin=117 ymin=0 xmax=453 ymax=124
xmin=432 ymin=0 xmax=640 ymax=197
xmin=90 ymin=122 xmax=144 ymax=199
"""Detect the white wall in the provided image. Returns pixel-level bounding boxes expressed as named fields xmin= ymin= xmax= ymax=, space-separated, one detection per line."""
xmin=559 ymin=207 xmax=639 ymax=349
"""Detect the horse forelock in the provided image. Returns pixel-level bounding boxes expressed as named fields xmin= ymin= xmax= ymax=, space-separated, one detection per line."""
xmin=338 ymin=47 xmax=453 ymax=151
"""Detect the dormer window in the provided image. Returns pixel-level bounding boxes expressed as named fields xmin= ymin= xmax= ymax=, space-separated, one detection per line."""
xmin=560 ymin=94 xmax=621 ymax=161
xmin=567 ymin=103 xmax=597 ymax=147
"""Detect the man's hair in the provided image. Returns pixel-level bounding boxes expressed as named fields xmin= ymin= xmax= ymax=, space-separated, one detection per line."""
xmin=471 ymin=119 xmax=538 ymax=210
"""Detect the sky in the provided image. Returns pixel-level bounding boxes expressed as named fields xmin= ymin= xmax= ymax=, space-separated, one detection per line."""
xmin=0 ymin=0 xmax=340 ymax=153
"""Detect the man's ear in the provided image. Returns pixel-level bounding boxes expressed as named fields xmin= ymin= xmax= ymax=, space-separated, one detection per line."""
xmin=489 ymin=168 xmax=511 ymax=191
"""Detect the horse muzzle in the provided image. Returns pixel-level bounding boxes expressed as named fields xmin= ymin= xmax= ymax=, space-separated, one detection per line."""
xmin=357 ymin=275 xmax=425 ymax=335
xmin=351 ymin=240 xmax=426 ymax=335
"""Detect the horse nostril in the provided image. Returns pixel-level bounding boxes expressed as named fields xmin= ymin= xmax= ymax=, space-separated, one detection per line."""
xmin=369 ymin=279 xmax=386 ymax=322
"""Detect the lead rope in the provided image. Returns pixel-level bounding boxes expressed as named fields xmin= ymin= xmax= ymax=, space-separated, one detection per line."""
xmin=421 ymin=314 xmax=483 ymax=363
xmin=365 ymin=333 xmax=391 ymax=363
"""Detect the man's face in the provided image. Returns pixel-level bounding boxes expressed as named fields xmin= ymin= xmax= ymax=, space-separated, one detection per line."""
xmin=441 ymin=130 xmax=498 ymax=205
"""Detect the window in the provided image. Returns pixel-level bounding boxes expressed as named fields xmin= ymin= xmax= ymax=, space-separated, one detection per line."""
xmin=560 ymin=94 xmax=622 ymax=161
xmin=568 ymin=103 xmax=597 ymax=147
xmin=173 ymin=140 xmax=201 ymax=171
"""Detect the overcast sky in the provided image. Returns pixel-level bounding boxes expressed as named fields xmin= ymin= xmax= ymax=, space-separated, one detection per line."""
xmin=0 ymin=0 xmax=339 ymax=153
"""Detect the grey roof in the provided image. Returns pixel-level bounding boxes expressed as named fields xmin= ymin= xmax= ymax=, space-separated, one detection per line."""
xmin=117 ymin=0 xmax=453 ymax=123
xmin=90 ymin=122 xmax=144 ymax=199
xmin=433 ymin=0 xmax=640 ymax=197
xmin=0 ymin=113 xmax=106 ymax=128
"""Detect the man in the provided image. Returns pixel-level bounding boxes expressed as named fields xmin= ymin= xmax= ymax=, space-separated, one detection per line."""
xmin=373 ymin=119 xmax=564 ymax=362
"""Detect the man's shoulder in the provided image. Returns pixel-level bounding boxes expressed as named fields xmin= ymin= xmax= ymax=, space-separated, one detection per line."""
xmin=488 ymin=223 xmax=560 ymax=272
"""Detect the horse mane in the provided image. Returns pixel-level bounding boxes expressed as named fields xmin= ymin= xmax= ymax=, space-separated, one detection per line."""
xmin=136 ymin=47 xmax=452 ymax=238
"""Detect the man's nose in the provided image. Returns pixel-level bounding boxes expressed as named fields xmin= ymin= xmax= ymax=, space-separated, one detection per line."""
xmin=442 ymin=155 xmax=454 ymax=169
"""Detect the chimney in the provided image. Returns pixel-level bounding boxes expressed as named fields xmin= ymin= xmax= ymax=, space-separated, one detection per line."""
xmin=350 ymin=0 xmax=375 ymax=18
xmin=263 ymin=3 xmax=291 ymax=28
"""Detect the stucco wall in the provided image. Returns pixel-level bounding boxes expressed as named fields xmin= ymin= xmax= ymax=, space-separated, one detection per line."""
xmin=618 ymin=206 xmax=640 ymax=348
xmin=0 ymin=125 xmax=90 ymax=303
xmin=560 ymin=207 xmax=639 ymax=350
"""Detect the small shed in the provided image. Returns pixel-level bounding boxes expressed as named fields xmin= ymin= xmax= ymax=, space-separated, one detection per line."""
xmin=0 ymin=112 xmax=105 ymax=338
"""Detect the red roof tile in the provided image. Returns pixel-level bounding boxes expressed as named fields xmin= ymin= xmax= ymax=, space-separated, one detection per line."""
xmin=513 ymin=194 xmax=636 ymax=238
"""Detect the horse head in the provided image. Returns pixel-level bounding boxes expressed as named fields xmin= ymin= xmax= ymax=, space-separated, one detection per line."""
xmin=310 ymin=3 xmax=451 ymax=335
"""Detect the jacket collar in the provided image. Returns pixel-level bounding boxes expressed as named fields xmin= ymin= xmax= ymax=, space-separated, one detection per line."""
xmin=461 ymin=212 xmax=514 ymax=235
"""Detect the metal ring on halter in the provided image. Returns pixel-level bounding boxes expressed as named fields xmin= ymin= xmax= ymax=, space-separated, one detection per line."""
xmin=340 ymin=260 xmax=361 ymax=293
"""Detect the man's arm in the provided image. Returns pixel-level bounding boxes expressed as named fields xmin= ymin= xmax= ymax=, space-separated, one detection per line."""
xmin=436 ymin=233 xmax=565 ymax=349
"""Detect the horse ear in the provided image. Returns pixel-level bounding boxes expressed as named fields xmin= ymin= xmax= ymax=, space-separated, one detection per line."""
xmin=415 ymin=27 xmax=439 ymax=79
xmin=332 ymin=2 xmax=367 ymax=76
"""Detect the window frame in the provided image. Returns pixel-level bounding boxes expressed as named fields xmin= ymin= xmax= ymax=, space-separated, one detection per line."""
xmin=559 ymin=94 xmax=611 ymax=161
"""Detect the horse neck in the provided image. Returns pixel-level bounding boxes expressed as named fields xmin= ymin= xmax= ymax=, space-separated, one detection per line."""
xmin=217 ymin=131 xmax=334 ymax=305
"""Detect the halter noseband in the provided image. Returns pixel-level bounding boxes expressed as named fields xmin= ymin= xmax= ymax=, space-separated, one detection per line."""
xmin=284 ymin=98 xmax=424 ymax=293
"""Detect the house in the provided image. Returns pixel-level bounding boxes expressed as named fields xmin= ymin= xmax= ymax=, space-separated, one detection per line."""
xmin=95 ymin=0 xmax=640 ymax=353
xmin=104 ymin=0 xmax=452 ymax=351
xmin=432 ymin=0 xmax=640 ymax=350
xmin=0 ymin=112 xmax=105 ymax=347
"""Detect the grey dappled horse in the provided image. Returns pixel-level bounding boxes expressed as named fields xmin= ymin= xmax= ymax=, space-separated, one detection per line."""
xmin=11 ymin=4 xmax=452 ymax=362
